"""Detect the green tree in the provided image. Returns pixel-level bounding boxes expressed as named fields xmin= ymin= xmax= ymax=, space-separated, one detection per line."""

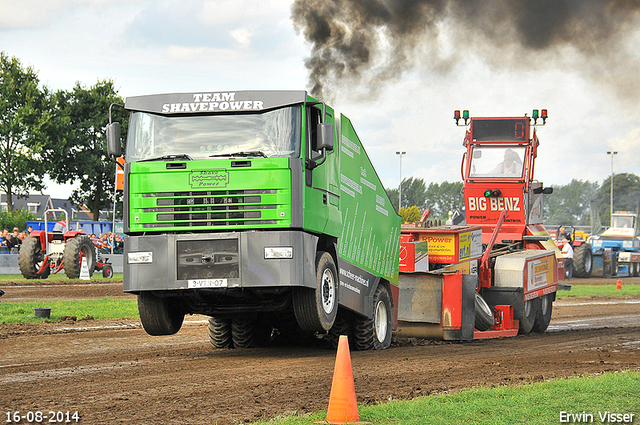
xmin=0 ymin=208 xmax=37 ymax=232
xmin=47 ymin=80 xmax=127 ymax=219
xmin=0 ymin=52 xmax=55 ymax=211
xmin=593 ymin=173 xmax=640 ymax=226
xmin=399 ymin=205 xmax=421 ymax=223
xmin=424 ymin=181 xmax=464 ymax=221
xmin=544 ymin=179 xmax=599 ymax=226
xmin=385 ymin=177 xmax=428 ymax=211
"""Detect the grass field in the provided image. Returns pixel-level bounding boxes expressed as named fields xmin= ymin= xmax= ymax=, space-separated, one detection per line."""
xmin=251 ymin=371 xmax=640 ymax=425
xmin=0 ymin=298 xmax=138 ymax=323
xmin=0 ymin=273 xmax=123 ymax=282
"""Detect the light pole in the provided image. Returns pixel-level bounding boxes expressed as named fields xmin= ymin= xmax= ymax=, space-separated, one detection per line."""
xmin=607 ymin=151 xmax=618 ymax=222
xmin=396 ymin=151 xmax=406 ymax=211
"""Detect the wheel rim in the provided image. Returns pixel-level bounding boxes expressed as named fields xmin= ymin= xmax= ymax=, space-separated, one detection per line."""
xmin=374 ymin=300 xmax=388 ymax=342
xmin=585 ymin=250 xmax=592 ymax=273
xmin=321 ymin=268 xmax=335 ymax=315
xmin=524 ymin=300 xmax=533 ymax=318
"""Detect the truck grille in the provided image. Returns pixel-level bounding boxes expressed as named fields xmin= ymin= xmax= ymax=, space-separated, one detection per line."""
xmin=141 ymin=189 xmax=278 ymax=228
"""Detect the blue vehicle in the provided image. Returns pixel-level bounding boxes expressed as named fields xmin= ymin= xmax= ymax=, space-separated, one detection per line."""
xmin=588 ymin=212 xmax=640 ymax=277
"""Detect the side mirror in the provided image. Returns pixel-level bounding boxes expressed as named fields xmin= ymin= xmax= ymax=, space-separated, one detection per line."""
xmin=315 ymin=123 xmax=334 ymax=151
xmin=106 ymin=122 xmax=122 ymax=160
xmin=542 ymin=187 xmax=554 ymax=195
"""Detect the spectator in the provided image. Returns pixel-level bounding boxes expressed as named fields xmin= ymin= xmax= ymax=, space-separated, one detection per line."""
xmin=19 ymin=231 xmax=26 ymax=241
xmin=562 ymin=238 xmax=574 ymax=280
xmin=27 ymin=225 xmax=33 ymax=235
xmin=7 ymin=227 xmax=21 ymax=250
xmin=114 ymin=234 xmax=124 ymax=254
xmin=0 ymin=229 xmax=8 ymax=249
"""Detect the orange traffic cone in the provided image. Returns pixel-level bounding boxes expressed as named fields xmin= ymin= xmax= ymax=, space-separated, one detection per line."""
xmin=616 ymin=279 xmax=622 ymax=290
xmin=326 ymin=335 xmax=360 ymax=424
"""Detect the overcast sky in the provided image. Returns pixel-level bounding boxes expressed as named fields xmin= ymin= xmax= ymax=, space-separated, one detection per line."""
xmin=2 ymin=0 xmax=639 ymax=199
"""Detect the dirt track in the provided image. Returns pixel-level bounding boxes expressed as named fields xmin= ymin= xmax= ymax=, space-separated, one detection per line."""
xmin=1 ymin=278 xmax=639 ymax=424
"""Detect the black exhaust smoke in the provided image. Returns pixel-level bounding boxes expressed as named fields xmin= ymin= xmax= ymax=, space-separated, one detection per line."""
xmin=291 ymin=0 xmax=640 ymax=101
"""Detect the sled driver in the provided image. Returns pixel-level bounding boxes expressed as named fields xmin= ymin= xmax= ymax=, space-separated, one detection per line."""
xmin=491 ymin=148 xmax=523 ymax=175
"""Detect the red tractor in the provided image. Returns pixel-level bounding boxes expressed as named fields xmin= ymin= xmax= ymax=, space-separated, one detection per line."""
xmin=19 ymin=209 xmax=113 ymax=279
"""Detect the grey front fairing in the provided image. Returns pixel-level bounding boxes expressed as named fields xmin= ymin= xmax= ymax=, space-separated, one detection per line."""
xmin=123 ymin=230 xmax=317 ymax=292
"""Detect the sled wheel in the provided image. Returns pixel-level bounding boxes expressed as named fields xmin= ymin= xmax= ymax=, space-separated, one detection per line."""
xmin=102 ymin=264 xmax=114 ymax=278
xmin=518 ymin=298 xmax=539 ymax=335
xmin=293 ymin=251 xmax=338 ymax=332
xmin=533 ymin=294 xmax=553 ymax=333
xmin=18 ymin=236 xmax=50 ymax=279
xmin=138 ymin=292 xmax=184 ymax=336
xmin=474 ymin=292 xmax=495 ymax=331
xmin=208 ymin=316 xmax=232 ymax=349
xmin=63 ymin=235 xmax=96 ymax=279
xmin=353 ymin=284 xmax=393 ymax=351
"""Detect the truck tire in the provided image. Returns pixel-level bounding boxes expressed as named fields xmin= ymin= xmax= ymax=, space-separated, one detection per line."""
xmin=353 ymin=284 xmax=393 ymax=350
xmin=474 ymin=292 xmax=494 ymax=331
xmin=532 ymin=294 xmax=553 ymax=333
xmin=293 ymin=251 xmax=338 ymax=332
xmin=18 ymin=236 xmax=50 ymax=279
xmin=518 ymin=298 xmax=539 ymax=335
xmin=573 ymin=243 xmax=593 ymax=278
xmin=62 ymin=235 xmax=96 ymax=279
xmin=208 ymin=316 xmax=232 ymax=349
xmin=138 ymin=292 xmax=184 ymax=335
xmin=328 ymin=310 xmax=353 ymax=349
xmin=231 ymin=316 xmax=269 ymax=348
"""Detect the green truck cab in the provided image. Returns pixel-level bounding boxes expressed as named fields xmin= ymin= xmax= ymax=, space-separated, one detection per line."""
xmin=107 ymin=91 xmax=400 ymax=350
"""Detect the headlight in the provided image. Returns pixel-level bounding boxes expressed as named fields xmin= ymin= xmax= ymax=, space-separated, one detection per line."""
xmin=128 ymin=251 xmax=153 ymax=264
xmin=264 ymin=247 xmax=293 ymax=259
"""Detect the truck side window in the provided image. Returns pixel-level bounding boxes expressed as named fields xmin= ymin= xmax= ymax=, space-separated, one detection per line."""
xmin=307 ymin=106 xmax=322 ymax=160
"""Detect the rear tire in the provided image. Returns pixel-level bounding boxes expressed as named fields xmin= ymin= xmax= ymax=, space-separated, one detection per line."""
xmin=138 ymin=292 xmax=184 ymax=336
xmin=63 ymin=235 xmax=96 ymax=279
xmin=518 ymin=298 xmax=539 ymax=335
xmin=532 ymin=294 xmax=553 ymax=333
xmin=18 ymin=236 xmax=50 ymax=279
xmin=293 ymin=252 xmax=338 ymax=332
xmin=328 ymin=309 xmax=353 ymax=349
xmin=208 ymin=316 xmax=232 ymax=349
xmin=353 ymin=284 xmax=393 ymax=351
xmin=573 ymin=243 xmax=592 ymax=278
xmin=474 ymin=292 xmax=495 ymax=331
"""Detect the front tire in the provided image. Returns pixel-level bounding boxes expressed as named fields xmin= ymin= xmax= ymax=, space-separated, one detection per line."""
xmin=138 ymin=292 xmax=184 ymax=336
xmin=102 ymin=264 xmax=114 ymax=278
xmin=474 ymin=292 xmax=495 ymax=331
xmin=353 ymin=284 xmax=393 ymax=350
xmin=208 ymin=316 xmax=232 ymax=349
xmin=63 ymin=235 xmax=96 ymax=279
xmin=293 ymin=251 xmax=338 ymax=332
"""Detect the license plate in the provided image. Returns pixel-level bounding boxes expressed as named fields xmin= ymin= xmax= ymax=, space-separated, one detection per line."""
xmin=188 ymin=279 xmax=228 ymax=288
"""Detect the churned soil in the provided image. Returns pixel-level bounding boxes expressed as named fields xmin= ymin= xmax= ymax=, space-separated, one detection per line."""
xmin=1 ymin=277 xmax=639 ymax=424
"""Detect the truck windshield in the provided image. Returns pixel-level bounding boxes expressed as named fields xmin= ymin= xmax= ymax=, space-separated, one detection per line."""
xmin=468 ymin=146 xmax=526 ymax=178
xmin=125 ymin=106 xmax=301 ymax=161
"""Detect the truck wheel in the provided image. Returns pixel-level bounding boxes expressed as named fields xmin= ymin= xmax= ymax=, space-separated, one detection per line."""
xmin=518 ymin=298 xmax=539 ymax=335
xmin=232 ymin=316 xmax=273 ymax=348
xmin=532 ymin=294 xmax=553 ymax=333
xmin=634 ymin=262 xmax=640 ymax=277
xmin=293 ymin=251 xmax=338 ymax=332
xmin=63 ymin=235 xmax=96 ymax=279
xmin=474 ymin=292 xmax=495 ymax=331
xmin=573 ymin=243 xmax=593 ymax=278
xmin=208 ymin=316 xmax=232 ymax=349
xmin=138 ymin=292 xmax=184 ymax=336
xmin=102 ymin=264 xmax=114 ymax=278
xmin=18 ymin=236 xmax=50 ymax=279
xmin=353 ymin=285 xmax=393 ymax=350
xmin=328 ymin=310 xmax=353 ymax=349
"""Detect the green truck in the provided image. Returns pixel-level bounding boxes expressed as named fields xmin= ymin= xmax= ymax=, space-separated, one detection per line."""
xmin=106 ymin=91 xmax=400 ymax=350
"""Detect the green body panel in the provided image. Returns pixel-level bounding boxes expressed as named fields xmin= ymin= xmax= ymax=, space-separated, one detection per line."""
xmin=127 ymin=158 xmax=292 ymax=233
xmin=337 ymin=115 xmax=401 ymax=286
